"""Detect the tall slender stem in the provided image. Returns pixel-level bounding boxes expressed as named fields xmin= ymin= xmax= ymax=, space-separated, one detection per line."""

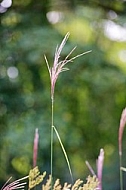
xmin=51 ymin=96 xmax=54 ymax=189
xmin=45 ymin=33 xmax=92 ymax=188
xmin=119 ymin=154 xmax=123 ymax=190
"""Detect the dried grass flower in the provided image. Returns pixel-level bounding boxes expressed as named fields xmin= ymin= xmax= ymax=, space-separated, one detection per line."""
xmin=44 ymin=32 xmax=91 ymax=100
xmin=1 ymin=176 xmax=28 ymax=190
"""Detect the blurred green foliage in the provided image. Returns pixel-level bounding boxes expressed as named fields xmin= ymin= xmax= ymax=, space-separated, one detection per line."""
xmin=0 ymin=0 xmax=126 ymax=189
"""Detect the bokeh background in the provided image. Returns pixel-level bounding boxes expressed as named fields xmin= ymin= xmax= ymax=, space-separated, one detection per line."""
xmin=0 ymin=0 xmax=126 ymax=189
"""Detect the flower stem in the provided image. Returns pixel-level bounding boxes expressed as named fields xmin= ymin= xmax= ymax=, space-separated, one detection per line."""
xmin=51 ymin=96 xmax=54 ymax=189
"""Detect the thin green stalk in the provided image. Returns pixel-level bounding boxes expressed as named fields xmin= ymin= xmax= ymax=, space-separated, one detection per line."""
xmin=119 ymin=154 xmax=123 ymax=190
xmin=51 ymin=97 xmax=54 ymax=189
xmin=50 ymin=95 xmax=73 ymax=186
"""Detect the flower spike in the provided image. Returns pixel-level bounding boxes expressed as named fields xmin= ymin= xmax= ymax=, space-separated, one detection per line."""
xmin=118 ymin=107 xmax=126 ymax=156
xmin=97 ymin=149 xmax=104 ymax=190
xmin=45 ymin=32 xmax=91 ymax=100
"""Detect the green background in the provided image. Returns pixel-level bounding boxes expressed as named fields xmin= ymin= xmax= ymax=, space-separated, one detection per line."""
xmin=0 ymin=0 xmax=126 ymax=189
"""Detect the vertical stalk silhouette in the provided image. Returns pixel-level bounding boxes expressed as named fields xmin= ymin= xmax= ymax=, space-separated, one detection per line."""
xmin=118 ymin=107 xmax=126 ymax=190
xmin=44 ymin=32 xmax=91 ymax=188
xmin=50 ymin=96 xmax=54 ymax=188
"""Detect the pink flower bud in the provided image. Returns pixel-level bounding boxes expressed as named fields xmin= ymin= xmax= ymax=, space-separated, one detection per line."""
xmin=33 ymin=128 xmax=39 ymax=167
xmin=118 ymin=108 xmax=126 ymax=156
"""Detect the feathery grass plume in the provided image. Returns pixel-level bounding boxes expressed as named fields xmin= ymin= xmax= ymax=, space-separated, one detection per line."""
xmin=62 ymin=182 xmax=71 ymax=190
xmin=1 ymin=176 xmax=28 ymax=190
xmin=53 ymin=179 xmax=62 ymax=190
xmin=29 ymin=166 xmax=46 ymax=189
xmin=83 ymin=176 xmax=99 ymax=190
xmin=71 ymin=179 xmax=83 ymax=190
xmin=41 ymin=175 xmax=99 ymax=190
xmin=42 ymin=175 xmax=71 ymax=190
xmin=96 ymin=149 xmax=104 ymax=190
xmin=33 ymin=128 xmax=39 ymax=167
xmin=44 ymin=32 xmax=91 ymax=100
xmin=44 ymin=32 xmax=92 ymax=187
xmin=118 ymin=107 xmax=126 ymax=190
xmin=42 ymin=175 xmax=51 ymax=190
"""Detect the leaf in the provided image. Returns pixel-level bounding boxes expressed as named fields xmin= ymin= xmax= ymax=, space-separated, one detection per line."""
xmin=53 ymin=125 xmax=73 ymax=183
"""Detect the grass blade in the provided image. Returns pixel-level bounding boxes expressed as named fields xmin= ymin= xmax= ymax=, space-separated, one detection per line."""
xmin=52 ymin=125 xmax=73 ymax=183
